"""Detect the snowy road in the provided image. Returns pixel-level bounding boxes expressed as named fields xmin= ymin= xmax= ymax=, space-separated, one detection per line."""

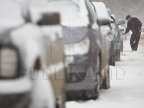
xmin=66 ymin=36 xmax=144 ymax=108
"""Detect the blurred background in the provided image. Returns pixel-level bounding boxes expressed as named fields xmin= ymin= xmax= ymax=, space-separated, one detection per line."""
xmin=93 ymin=0 xmax=144 ymax=23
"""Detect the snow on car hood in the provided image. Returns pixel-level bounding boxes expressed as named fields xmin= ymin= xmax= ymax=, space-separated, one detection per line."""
xmin=29 ymin=0 xmax=89 ymax=27
xmin=0 ymin=0 xmax=25 ymax=30
xmin=92 ymin=2 xmax=111 ymax=22
xmin=63 ymin=26 xmax=88 ymax=44
xmin=63 ymin=26 xmax=90 ymax=56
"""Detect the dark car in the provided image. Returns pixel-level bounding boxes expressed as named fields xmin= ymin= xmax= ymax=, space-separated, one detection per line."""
xmin=46 ymin=0 xmax=110 ymax=101
xmin=93 ymin=2 xmax=125 ymax=65
xmin=108 ymin=9 xmax=125 ymax=61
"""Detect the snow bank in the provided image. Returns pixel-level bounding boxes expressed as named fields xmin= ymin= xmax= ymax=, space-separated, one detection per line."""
xmin=30 ymin=72 xmax=55 ymax=108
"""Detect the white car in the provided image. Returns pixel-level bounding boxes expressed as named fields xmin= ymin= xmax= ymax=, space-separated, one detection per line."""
xmin=0 ymin=1 xmax=66 ymax=108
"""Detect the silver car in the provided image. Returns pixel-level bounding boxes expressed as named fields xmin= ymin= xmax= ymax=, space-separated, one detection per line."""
xmin=0 ymin=1 xmax=66 ymax=108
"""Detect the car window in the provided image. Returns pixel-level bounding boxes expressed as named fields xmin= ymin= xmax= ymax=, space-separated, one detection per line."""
xmin=0 ymin=0 xmax=25 ymax=30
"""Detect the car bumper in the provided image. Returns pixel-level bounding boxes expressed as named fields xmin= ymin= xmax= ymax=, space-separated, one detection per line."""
xmin=0 ymin=77 xmax=32 ymax=95
xmin=0 ymin=77 xmax=32 ymax=108
xmin=0 ymin=93 xmax=30 ymax=108
xmin=66 ymin=54 xmax=98 ymax=91
xmin=66 ymin=78 xmax=97 ymax=101
xmin=66 ymin=79 xmax=96 ymax=91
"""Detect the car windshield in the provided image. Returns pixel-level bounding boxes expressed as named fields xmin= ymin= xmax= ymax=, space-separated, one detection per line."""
xmin=0 ymin=0 xmax=25 ymax=31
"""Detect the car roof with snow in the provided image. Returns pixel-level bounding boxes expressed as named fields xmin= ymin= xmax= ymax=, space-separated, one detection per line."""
xmin=0 ymin=0 xmax=25 ymax=30
xmin=29 ymin=0 xmax=89 ymax=27
xmin=92 ymin=2 xmax=111 ymax=23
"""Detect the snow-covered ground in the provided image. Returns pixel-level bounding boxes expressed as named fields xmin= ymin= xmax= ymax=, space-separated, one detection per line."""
xmin=66 ymin=36 xmax=144 ymax=108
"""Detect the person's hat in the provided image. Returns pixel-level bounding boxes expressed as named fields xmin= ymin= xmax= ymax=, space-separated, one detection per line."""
xmin=126 ymin=15 xmax=131 ymax=20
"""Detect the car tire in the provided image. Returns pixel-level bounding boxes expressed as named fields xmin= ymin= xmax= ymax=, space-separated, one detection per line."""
xmin=112 ymin=58 xmax=115 ymax=66
xmin=84 ymin=74 xmax=101 ymax=100
xmin=115 ymin=50 xmax=120 ymax=61
xmin=94 ymin=55 xmax=101 ymax=99
xmin=95 ymin=73 xmax=101 ymax=98
xmin=102 ymin=65 xmax=110 ymax=89
xmin=109 ymin=56 xmax=115 ymax=66
xmin=84 ymin=55 xmax=101 ymax=100
xmin=120 ymin=40 xmax=123 ymax=52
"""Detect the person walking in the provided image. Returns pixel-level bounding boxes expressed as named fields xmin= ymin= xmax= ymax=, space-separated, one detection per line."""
xmin=123 ymin=15 xmax=142 ymax=51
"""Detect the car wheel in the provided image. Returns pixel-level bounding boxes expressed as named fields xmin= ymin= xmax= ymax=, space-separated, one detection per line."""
xmin=120 ymin=40 xmax=123 ymax=52
xmin=115 ymin=50 xmax=120 ymax=61
xmin=94 ymin=55 xmax=101 ymax=99
xmin=102 ymin=65 xmax=110 ymax=89
xmin=109 ymin=56 xmax=115 ymax=66
xmin=112 ymin=56 xmax=115 ymax=66
xmin=118 ymin=52 xmax=121 ymax=61
xmin=95 ymin=73 xmax=101 ymax=98
xmin=84 ymin=55 xmax=101 ymax=100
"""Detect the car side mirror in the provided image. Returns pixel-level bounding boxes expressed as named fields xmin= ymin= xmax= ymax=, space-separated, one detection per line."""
xmin=111 ymin=19 xmax=115 ymax=23
xmin=97 ymin=19 xmax=111 ymax=26
xmin=110 ymin=14 xmax=116 ymax=23
xmin=116 ymin=19 xmax=125 ymax=25
xmin=37 ymin=13 xmax=60 ymax=26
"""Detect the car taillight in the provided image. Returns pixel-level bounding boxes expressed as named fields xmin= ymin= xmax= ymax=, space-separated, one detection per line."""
xmin=0 ymin=48 xmax=18 ymax=78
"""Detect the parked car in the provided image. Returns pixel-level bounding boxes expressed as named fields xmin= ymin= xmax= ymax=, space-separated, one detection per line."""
xmin=29 ymin=12 xmax=66 ymax=108
xmin=0 ymin=1 xmax=66 ymax=108
xmin=92 ymin=2 xmax=115 ymax=66
xmin=47 ymin=0 xmax=110 ymax=101
xmin=107 ymin=9 xmax=125 ymax=61
xmin=93 ymin=2 xmax=125 ymax=65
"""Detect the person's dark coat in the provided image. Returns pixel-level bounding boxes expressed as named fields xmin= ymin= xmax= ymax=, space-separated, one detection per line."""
xmin=125 ymin=17 xmax=142 ymax=34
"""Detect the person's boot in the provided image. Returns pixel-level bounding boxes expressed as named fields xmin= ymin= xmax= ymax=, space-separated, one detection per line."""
xmin=134 ymin=47 xmax=138 ymax=51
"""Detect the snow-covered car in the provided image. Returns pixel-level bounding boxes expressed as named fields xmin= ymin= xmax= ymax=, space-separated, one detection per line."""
xmin=89 ymin=1 xmax=111 ymax=90
xmin=93 ymin=2 xmax=125 ymax=65
xmin=0 ymin=1 xmax=66 ymax=108
xmin=29 ymin=13 xmax=66 ymax=108
xmin=108 ymin=9 xmax=125 ymax=61
xmin=92 ymin=2 xmax=115 ymax=66
xmin=46 ymin=0 xmax=110 ymax=101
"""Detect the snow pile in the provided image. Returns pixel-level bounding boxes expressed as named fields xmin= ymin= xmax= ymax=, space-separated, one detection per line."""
xmin=30 ymin=72 xmax=55 ymax=108
xmin=29 ymin=0 xmax=89 ymax=27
